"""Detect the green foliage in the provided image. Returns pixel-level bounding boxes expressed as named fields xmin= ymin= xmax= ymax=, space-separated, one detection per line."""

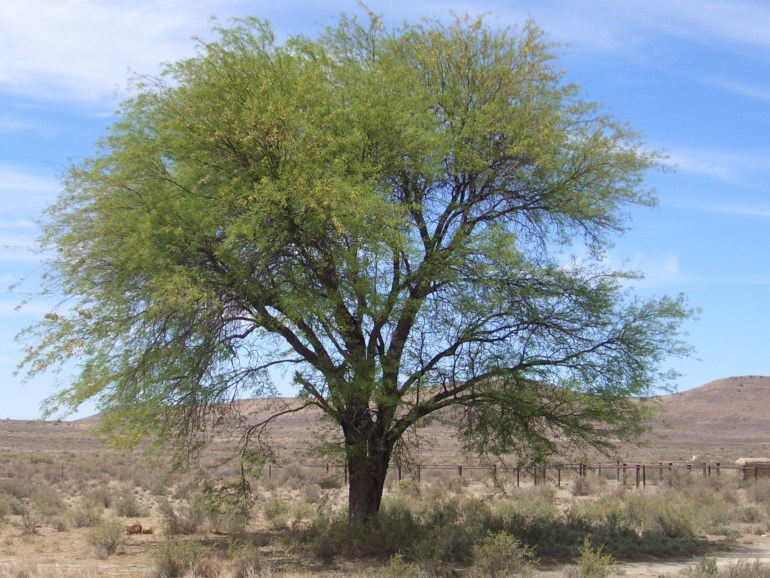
xmin=470 ymin=531 xmax=535 ymax=578
xmin=21 ymin=7 xmax=694 ymax=523
xmin=570 ymin=537 xmax=615 ymax=578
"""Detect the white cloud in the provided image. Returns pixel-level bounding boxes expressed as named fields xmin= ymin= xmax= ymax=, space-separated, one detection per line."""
xmin=663 ymin=147 xmax=770 ymax=185
xmin=0 ymin=0 xmax=239 ymax=101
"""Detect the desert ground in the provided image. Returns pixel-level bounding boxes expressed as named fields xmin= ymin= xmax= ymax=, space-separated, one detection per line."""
xmin=2 ymin=375 xmax=770 ymax=577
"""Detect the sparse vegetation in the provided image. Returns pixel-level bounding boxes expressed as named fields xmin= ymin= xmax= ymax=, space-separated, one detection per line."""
xmin=87 ymin=517 xmax=124 ymax=558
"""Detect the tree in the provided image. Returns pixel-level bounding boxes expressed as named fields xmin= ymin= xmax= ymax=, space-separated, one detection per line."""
xmin=20 ymin=12 xmax=692 ymax=523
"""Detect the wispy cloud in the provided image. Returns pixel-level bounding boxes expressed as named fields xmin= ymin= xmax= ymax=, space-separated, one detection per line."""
xmin=702 ymin=77 xmax=770 ymax=103
xmin=0 ymin=0 xmax=235 ymax=102
xmin=663 ymin=147 xmax=770 ymax=185
xmin=0 ymin=164 xmax=59 ymax=219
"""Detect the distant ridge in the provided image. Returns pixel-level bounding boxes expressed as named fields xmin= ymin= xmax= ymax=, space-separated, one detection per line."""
xmin=56 ymin=376 xmax=770 ymax=462
xmin=656 ymin=375 xmax=770 ymax=429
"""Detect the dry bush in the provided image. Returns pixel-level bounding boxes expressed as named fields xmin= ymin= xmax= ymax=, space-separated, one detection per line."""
xmin=114 ymin=492 xmax=147 ymax=517
xmin=152 ymin=539 xmax=200 ymax=578
xmin=159 ymin=498 xmax=203 ymax=535
xmin=572 ymin=472 xmax=607 ymax=497
xmin=68 ymin=506 xmax=103 ymax=528
xmin=87 ymin=518 xmax=124 ymax=558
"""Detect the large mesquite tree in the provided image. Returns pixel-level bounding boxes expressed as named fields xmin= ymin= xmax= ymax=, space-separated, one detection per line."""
xmin=21 ymin=13 xmax=692 ymax=522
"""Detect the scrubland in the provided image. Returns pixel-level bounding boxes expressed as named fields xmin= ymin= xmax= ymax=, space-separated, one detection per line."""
xmin=3 ymin=448 xmax=770 ymax=578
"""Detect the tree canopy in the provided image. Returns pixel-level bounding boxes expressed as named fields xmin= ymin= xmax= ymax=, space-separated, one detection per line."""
xmin=20 ymin=12 xmax=692 ymax=522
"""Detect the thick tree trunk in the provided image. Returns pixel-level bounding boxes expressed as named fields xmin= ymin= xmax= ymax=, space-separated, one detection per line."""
xmin=345 ymin=437 xmax=392 ymax=524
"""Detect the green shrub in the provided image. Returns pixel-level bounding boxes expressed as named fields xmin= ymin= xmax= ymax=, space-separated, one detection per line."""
xmin=470 ymin=531 xmax=535 ymax=578
xmin=373 ymin=553 xmax=421 ymax=578
xmin=567 ymin=537 xmax=615 ymax=578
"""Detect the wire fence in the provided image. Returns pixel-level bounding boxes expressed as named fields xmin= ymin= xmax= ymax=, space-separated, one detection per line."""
xmin=263 ymin=460 xmax=769 ymax=489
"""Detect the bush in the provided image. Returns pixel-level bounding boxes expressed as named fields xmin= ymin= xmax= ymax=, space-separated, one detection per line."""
xmin=87 ymin=518 xmax=124 ymax=558
xmin=372 ymin=553 xmax=421 ymax=578
xmin=69 ymin=506 xmax=103 ymax=528
xmin=470 ymin=531 xmax=535 ymax=578
xmin=114 ymin=493 xmax=146 ymax=517
xmin=159 ymin=498 xmax=202 ymax=535
xmin=567 ymin=537 xmax=615 ymax=578
xmin=152 ymin=539 xmax=199 ymax=578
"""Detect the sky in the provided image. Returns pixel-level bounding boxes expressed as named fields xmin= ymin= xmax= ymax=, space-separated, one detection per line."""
xmin=1 ymin=0 xmax=769 ymax=419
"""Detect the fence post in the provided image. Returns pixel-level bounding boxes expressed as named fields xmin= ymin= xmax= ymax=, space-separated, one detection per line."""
xmin=268 ymin=464 xmax=272 ymax=479
xmin=398 ymin=465 xmax=402 ymax=481
xmin=622 ymin=463 xmax=627 ymax=485
xmin=417 ymin=466 xmax=421 ymax=482
xmin=702 ymin=463 xmax=707 ymax=477
xmin=458 ymin=465 xmax=463 ymax=477
xmin=557 ymin=467 xmax=561 ymax=489
xmin=616 ymin=461 xmax=620 ymax=482
xmin=642 ymin=465 xmax=646 ymax=487
xmin=716 ymin=462 xmax=720 ymax=476
xmin=635 ymin=465 xmax=640 ymax=488
xmin=516 ymin=466 xmax=520 ymax=487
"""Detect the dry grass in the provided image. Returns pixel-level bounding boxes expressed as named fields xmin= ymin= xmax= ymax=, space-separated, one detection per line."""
xmin=3 ymin=376 xmax=770 ymax=576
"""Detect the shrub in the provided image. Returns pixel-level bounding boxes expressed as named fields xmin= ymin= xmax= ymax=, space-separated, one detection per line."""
xmin=470 ymin=531 xmax=535 ymax=578
xmin=568 ymin=537 xmax=615 ymax=578
xmin=680 ymin=556 xmax=719 ymax=577
xmin=152 ymin=539 xmax=199 ymax=578
xmin=84 ymin=485 xmax=113 ymax=509
xmin=114 ymin=493 xmax=146 ymax=517
xmin=19 ymin=505 xmax=39 ymax=536
xmin=87 ymin=518 xmax=125 ymax=558
xmin=192 ymin=556 xmax=224 ymax=578
xmin=68 ymin=506 xmax=103 ymax=528
xmin=372 ymin=553 xmax=421 ymax=578
xmin=571 ymin=472 xmax=607 ymax=497
xmin=159 ymin=498 xmax=202 ymax=535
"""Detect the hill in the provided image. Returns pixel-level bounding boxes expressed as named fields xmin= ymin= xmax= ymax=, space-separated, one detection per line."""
xmin=641 ymin=375 xmax=770 ymax=462
xmin=5 ymin=376 xmax=770 ymax=464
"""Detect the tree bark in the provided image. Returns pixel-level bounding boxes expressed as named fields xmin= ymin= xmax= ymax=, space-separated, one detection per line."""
xmin=344 ymin=432 xmax=392 ymax=524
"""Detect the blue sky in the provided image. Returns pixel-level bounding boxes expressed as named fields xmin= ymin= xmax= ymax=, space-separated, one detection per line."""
xmin=1 ymin=0 xmax=769 ymax=419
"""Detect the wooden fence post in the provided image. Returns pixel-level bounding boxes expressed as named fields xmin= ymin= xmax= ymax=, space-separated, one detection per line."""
xmin=457 ymin=465 xmax=463 ymax=477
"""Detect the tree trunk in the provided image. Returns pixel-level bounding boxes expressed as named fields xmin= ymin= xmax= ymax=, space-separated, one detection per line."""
xmin=345 ymin=436 xmax=392 ymax=524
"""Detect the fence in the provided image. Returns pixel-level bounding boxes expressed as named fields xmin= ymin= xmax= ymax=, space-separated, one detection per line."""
xmin=263 ymin=460 xmax=766 ymax=489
